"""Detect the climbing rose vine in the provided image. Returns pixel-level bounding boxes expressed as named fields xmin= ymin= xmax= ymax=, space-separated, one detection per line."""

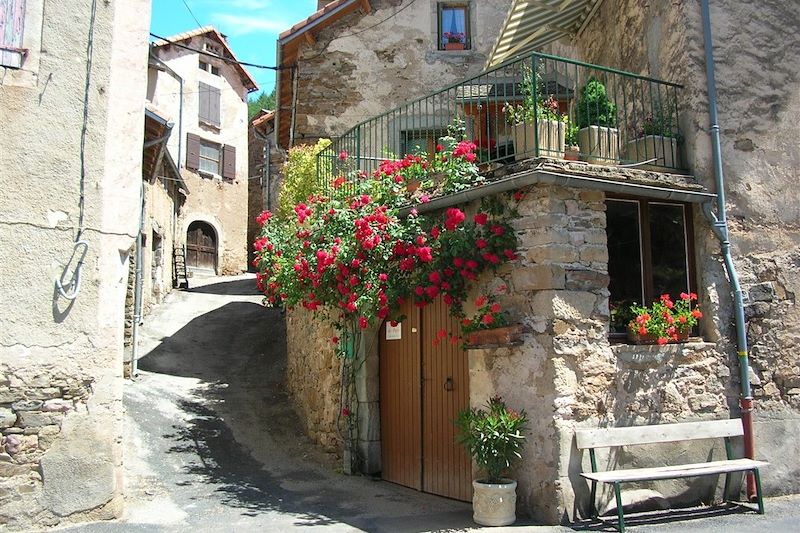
xmin=252 ymin=132 xmax=520 ymax=343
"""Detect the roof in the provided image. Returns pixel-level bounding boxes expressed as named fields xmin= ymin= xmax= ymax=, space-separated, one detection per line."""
xmin=143 ymin=107 xmax=188 ymax=194
xmin=276 ymin=0 xmax=372 ymax=149
xmin=487 ymin=0 xmax=606 ymax=68
xmin=251 ymin=109 xmax=275 ymax=129
xmin=152 ymin=26 xmax=259 ymax=92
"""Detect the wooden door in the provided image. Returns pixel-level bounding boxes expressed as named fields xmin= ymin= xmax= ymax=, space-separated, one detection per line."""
xmin=186 ymin=221 xmax=216 ymax=270
xmin=379 ymin=297 xmax=471 ymax=501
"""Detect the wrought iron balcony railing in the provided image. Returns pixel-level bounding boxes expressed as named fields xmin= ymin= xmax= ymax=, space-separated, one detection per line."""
xmin=317 ymin=52 xmax=684 ymax=189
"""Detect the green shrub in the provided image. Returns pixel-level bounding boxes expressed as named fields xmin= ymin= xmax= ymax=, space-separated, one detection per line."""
xmin=576 ymin=77 xmax=617 ymax=129
xmin=277 ymin=139 xmax=331 ymax=220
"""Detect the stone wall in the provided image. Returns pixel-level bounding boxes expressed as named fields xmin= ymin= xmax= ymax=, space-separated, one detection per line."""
xmin=0 ymin=0 xmax=150 ymax=529
xmin=291 ymin=0 xmax=513 ymax=144
xmin=285 ymin=308 xmax=342 ymax=453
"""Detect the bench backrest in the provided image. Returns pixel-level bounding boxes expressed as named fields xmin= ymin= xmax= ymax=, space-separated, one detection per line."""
xmin=575 ymin=419 xmax=744 ymax=450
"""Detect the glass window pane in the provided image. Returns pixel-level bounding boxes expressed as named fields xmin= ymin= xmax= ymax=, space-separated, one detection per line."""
xmin=200 ymin=144 xmax=219 ymax=159
xmin=440 ymin=6 xmax=467 ymax=47
xmin=607 ymin=199 xmax=643 ymax=332
xmin=649 ymin=203 xmax=689 ymax=298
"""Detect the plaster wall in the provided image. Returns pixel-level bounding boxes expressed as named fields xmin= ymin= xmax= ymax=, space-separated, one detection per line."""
xmin=0 ymin=0 xmax=150 ymax=529
xmin=150 ymin=39 xmax=252 ymax=273
xmin=291 ymin=0 xmax=513 ymax=144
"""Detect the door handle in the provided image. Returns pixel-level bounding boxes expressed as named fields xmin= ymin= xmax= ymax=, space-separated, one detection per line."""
xmin=444 ymin=377 xmax=454 ymax=391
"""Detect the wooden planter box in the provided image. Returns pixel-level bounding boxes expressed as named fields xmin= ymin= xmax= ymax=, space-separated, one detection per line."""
xmin=512 ymin=120 xmax=565 ymax=161
xmin=445 ymin=42 xmax=466 ymax=50
xmin=626 ymin=135 xmax=678 ymax=170
xmin=578 ymin=125 xmax=619 ymax=165
xmin=626 ymin=328 xmax=690 ymax=345
xmin=466 ymin=324 xmax=524 ymax=348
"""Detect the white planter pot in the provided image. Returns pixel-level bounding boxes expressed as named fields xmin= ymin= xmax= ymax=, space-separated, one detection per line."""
xmin=512 ymin=120 xmax=565 ymax=161
xmin=626 ymin=135 xmax=678 ymax=169
xmin=578 ymin=125 xmax=619 ymax=165
xmin=472 ymin=479 xmax=517 ymax=526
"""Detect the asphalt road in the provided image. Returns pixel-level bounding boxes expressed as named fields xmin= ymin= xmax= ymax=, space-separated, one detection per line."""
xmin=55 ymin=274 xmax=799 ymax=533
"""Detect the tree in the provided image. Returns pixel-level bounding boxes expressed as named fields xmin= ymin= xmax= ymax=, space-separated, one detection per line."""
xmin=248 ymin=87 xmax=276 ymax=120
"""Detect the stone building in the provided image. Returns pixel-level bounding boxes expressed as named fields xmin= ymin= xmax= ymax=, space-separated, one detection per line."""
xmin=247 ymin=109 xmax=284 ymax=268
xmin=277 ymin=0 xmax=800 ymax=526
xmin=0 ymin=0 xmax=150 ymax=529
xmin=149 ymin=27 xmax=258 ymax=275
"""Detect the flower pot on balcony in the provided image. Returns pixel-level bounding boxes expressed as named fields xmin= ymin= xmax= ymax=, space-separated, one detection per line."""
xmin=578 ymin=125 xmax=619 ymax=165
xmin=445 ymin=42 xmax=465 ymax=50
xmin=564 ymin=145 xmax=580 ymax=161
xmin=626 ymin=135 xmax=678 ymax=170
xmin=466 ymin=324 xmax=524 ymax=348
xmin=512 ymin=120 xmax=565 ymax=161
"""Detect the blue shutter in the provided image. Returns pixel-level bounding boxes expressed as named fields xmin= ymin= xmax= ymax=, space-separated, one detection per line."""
xmin=0 ymin=0 xmax=26 ymax=68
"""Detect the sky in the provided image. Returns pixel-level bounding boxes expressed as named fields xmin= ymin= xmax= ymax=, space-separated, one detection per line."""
xmin=150 ymin=0 xmax=320 ymax=97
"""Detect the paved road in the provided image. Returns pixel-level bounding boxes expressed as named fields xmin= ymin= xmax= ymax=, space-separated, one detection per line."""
xmin=56 ymin=274 xmax=799 ymax=533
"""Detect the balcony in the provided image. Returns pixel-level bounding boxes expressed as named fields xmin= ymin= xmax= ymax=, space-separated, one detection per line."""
xmin=317 ymin=52 xmax=685 ymax=190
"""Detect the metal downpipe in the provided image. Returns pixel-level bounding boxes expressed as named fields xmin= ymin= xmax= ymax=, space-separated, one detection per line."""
xmin=700 ymin=0 xmax=756 ymax=500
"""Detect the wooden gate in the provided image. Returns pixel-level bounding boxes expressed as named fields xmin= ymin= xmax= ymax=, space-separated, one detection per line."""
xmin=186 ymin=221 xmax=216 ymax=271
xmin=379 ymin=297 xmax=471 ymax=501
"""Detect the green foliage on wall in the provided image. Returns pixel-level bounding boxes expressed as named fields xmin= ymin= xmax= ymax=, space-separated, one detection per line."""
xmin=277 ymin=139 xmax=332 ymax=220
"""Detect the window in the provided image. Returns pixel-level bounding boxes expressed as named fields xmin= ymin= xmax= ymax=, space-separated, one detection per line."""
xmin=0 ymin=0 xmax=26 ymax=68
xmin=186 ymin=133 xmax=236 ymax=180
xmin=606 ymin=198 xmax=696 ymax=334
xmin=438 ymin=3 xmax=470 ymax=50
xmin=198 ymin=81 xmax=221 ymax=127
xmin=199 ymin=140 xmax=221 ymax=174
xmin=199 ymin=60 xmax=220 ymax=76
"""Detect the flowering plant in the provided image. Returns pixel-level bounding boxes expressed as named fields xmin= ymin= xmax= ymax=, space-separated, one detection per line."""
xmin=503 ymin=66 xmax=566 ymax=126
xmin=628 ymin=292 xmax=702 ymax=345
xmin=456 ymin=396 xmax=528 ymax=483
xmin=443 ymin=31 xmax=465 ymax=44
xmin=461 ymin=294 xmax=508 ymax=333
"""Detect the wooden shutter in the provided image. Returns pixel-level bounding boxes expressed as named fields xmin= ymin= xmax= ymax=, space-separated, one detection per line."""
xmin=186 ymin=133 xmax=200 ymax=170
xmin=0 ymin=0 xmax=26 ymax=68
xmin=222 ymin=145 xmax=235 ymax=180
xmin=198 ymin=82 xmax=221 ymax=127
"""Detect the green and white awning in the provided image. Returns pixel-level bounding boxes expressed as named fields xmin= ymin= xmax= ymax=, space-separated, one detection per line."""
xmin=488 ymin=0 xmax=606 ymax=68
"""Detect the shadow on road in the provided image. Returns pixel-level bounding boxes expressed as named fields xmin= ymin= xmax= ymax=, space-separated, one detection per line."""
xmin=186 ymin=278 xmax=262 ymax=296
xmin=570 ymin=502 xmax=758 ymax=532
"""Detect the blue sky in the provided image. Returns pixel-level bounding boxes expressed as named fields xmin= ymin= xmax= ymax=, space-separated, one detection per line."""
xmin=150 ymin=0 xmax=320 ymax=97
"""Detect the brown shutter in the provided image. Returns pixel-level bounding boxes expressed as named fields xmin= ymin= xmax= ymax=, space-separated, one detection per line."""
xmin=198 ymin=82 xmax=210 ymax=124
xmin=186 ymin=133 xmax=200 ymax=170
xmin=222 ymin=145 xmax=235 ymax=180
xmin=0 ymin=0 xmax=26 ymax=68
xmin=209 ymin=86 xmax=221 ymax=126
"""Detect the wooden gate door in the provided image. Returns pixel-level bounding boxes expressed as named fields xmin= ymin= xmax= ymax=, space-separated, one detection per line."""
xmin=379 ymin=297 xmax=471 ymax=501
xmin=186 ymin=221 xmax=216 ymax=270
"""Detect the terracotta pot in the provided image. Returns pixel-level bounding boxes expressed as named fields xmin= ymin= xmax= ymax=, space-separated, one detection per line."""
xmin=445 ymin=42 xmax=465 ymax=50
xmin=466 ymin=324 xmax=524 ymax=348
xmin=406 ymin=179 xmax=420 ymax=193
xmin=627 ymin=328 xmax=690 ymax=345
xmin=564 ymin=146 xmax=580 ymax=161
xmin=472 ymin=479 xmax=517 ymax=526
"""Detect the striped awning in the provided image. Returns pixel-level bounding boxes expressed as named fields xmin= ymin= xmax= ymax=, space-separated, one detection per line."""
xmin=488 ymin=0 xmax=605 ymax=68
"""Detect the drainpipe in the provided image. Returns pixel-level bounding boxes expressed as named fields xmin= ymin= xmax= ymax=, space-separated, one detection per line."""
xmin=131 ymin=180 xmax=146 ymax=377
xmin=699 ymin=0 xmax=757 ymax=501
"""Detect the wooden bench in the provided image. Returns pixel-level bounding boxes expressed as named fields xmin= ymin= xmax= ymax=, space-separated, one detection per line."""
xmin=575 ymin=419 xmax=768 ymax=532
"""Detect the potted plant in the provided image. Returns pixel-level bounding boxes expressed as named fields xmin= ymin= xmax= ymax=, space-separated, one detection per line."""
xmin=443 ymin=31 xmax=466 ymax=50
xmin=564 ymin=121 xmax=580 ymax=160
xmin=627 ymin=292 xmax=703 ymax=345
xmin=503 ymin=67 xmax=566 ymax=161
xmin=576 ymin=77 xmax=618 ymax=164
xmin=462 ymin=294 xmax=523 ymax=347
xmin=627 ymin=98 xmax=681 ymax=169
xmin=456 ymin=396 xmax=529 ymax=526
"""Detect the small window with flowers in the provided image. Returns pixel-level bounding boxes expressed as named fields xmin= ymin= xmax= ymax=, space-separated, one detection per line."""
xmin=438 ymin=3 xmax=470 ymax=51
xmin=606 ymin=197 xmax=699 ymax=342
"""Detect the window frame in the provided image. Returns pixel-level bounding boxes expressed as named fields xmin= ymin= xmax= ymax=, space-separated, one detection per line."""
xmin=606 ymin=195 xmax=698 ymax=339
xmin=198 ymin=139 xmax=222 ymax=176
xmin=437 ymin=2 xmax=471 ymax=51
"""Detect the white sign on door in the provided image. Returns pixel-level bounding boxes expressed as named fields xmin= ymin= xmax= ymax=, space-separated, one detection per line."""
xmin=386 ymin=322 xmax=402 ymax=340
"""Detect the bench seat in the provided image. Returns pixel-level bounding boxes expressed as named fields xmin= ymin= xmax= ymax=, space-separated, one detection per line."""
xmin=581 ymin=458 xmax=769 ymax=484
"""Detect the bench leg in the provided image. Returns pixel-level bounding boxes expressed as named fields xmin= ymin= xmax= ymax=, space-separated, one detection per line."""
xmin=590 ymin=480 xmax=598 ymax=519
xmin=614 ymin=481 xmax=625 ymax=533
xmin=722 ymin=471 xmax=731 ymax=502
xmin=753 ymin=469 xmax=765 ymax=515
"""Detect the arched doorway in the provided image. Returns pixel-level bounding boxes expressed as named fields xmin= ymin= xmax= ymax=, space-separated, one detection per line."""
xmin=186 ymin=221 xmax=217 ymax=272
